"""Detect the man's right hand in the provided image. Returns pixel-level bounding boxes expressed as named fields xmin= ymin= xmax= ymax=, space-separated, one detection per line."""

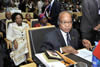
xmin=82 ymin=39 xmax=92 ymax=50
xmin=62 ymin=46 xmax=78 ymax=54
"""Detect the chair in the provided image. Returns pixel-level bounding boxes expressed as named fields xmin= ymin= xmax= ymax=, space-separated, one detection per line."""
xmin=0 ymin=13 xmax=5 ymax=19
xmin=20 ymin=62 xmax=37 ymax=67
xmin=22 ymin=12 xmax=34 ymax=19
xmin=26 ymin=25 xmax=56 ymax=66
xmin=31 ymin=19 xmax=39 ymax=27
xmin=23 ymin=19 xmax=38 ymax=28
xmin=74 ymin=62 xmax=88 ymax=67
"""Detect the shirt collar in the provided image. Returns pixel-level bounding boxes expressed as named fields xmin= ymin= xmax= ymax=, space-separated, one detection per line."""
xmin=60 ymin=29 xmax=67 ymax=36
xmin=50 ymin=0 xmax=54 ymax=7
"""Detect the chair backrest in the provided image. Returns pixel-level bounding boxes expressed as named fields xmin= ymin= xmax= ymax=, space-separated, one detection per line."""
xmin=26 ymin=25 xmax=56 ymax=59
xmin=74 ymin=62 xmax=88 ymax=67
xmin=22 ymin=12 xmax=34 ymax=19
xmin=0 ymin=13 xmax=5 ymax=19
xmin=31 ymin=19 xmax=39 ymax=27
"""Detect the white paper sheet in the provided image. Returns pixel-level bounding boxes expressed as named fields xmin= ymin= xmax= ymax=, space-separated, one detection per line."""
xmin=35 ymin=53 xmax=66 ymax=67
xmin=75 ymin=49 xmax=92 ymax=62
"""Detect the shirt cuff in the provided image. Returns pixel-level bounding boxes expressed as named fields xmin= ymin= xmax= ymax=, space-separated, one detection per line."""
xmin=60 ymin=48 xmax=63 ymax=53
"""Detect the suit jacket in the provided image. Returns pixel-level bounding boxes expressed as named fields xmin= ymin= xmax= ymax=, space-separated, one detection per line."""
xmin=81 ymin=0 xmax=100 ymax=41
xmin=48 ymin=1 xmax=61 ymax=27
xmin=0 ymin=19 xmax=6 ymax=38
xmin=41 ymin=28 xmax=82 ymax=52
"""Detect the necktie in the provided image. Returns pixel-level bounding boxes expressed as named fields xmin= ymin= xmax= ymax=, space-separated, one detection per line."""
xmin=66 ymin=32 xmax=71 ymax=45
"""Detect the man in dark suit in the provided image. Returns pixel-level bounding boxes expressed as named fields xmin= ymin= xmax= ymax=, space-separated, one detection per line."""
xmin=0 ymin=11 xmax=12 ymax=38
xmin=80 ymin=0 xmax=100 ymax=49
xmin=45 ymin=0 xmax=61 ymax=27
xmin=0 ymin=22 xmax=4 ymax=67
xmin=0 ymin=11 xmax=12 ymax=67
xmin=0 ymin=20 xmax=11 ymax=67
xmin=41 ymin=11 xmax=82 ymax=54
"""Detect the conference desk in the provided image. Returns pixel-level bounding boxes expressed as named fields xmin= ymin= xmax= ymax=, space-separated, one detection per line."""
xmin=35 ymin=51 xmax=92 ymax=67
xmin=65 ymin=53 xmax=92 ymax=67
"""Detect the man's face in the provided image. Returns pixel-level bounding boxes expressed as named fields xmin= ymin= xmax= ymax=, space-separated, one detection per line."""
xmin=5 ymin=12 xmax=11 ymax=20
xmin=15 ymin=15 xmax=23 ymax=25
xmin=59 ymin=13 xmax=72 ymax=32
xmin=25 ymin=14 xmax=31 ymax=21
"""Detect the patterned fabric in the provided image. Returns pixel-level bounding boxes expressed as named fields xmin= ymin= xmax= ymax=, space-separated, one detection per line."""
xmin=66 ymin=32 xmax=71 ymax=45
xmin=38 ymin=13 xmax=46 ymax=21
xmin=34 ymin=23 xmax=51 ymax=27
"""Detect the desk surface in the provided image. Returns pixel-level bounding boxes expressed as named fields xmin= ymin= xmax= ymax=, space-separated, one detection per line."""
xmin=66 ymin=54 xmax=92 ymax=67
xmin=35 ymin=52 xmax=92 ymax=67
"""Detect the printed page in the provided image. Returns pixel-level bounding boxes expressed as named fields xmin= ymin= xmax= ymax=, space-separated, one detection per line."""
xmin=75 ymin=49 xmax=92 ymax=62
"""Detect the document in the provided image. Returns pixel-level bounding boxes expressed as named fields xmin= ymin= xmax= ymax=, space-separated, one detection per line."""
xmin=75 ymin=49 xmax=92 ymax=62
xmin=45 ymin=50 xmax=61 ymax=60
xmin=10 ymin=40 xmax=28 ymax=66
xmin=35 ymin=53 xmax=66 ymax=67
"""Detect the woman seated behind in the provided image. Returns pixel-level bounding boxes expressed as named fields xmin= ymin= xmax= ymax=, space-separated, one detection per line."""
xmin=7 ymin=13 xmax=29 ymax=66
xmin=25 ymin=13 xmax=32 ymax=27
xmin=33 ymin=13 xmax=51 ymax=27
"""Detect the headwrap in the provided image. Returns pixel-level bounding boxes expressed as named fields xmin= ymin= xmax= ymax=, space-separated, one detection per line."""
xmin=39 ymin=13 xmax=46 ymax=21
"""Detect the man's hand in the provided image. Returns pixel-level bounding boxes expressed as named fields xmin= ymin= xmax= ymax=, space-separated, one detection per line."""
xmin=94 ymin=24 xmax=100 ymax=31
xmin=62 ymin=46 xmax=78 ymax=54
xmin=48 ymin=17 xmax=51 ymax=20
xmin=82 ymin=39 xmax=92 ymax=50
xmin=0 ymin=32 xmax=3 ymax=38
xmin=4 ymin=38 xmax=12 ymax=49
xmin=13 ymin=40 xmax=18 ymax=49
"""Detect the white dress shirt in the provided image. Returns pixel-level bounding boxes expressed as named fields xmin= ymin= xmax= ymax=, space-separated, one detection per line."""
xmin=60 ymin=29 xmax=71 ymax=53
xmin=60 ymin=29 xmax=71 ymax=46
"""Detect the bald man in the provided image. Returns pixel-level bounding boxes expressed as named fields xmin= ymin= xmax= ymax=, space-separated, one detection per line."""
xmin=41 ymin=11 xmax=83 ymax=54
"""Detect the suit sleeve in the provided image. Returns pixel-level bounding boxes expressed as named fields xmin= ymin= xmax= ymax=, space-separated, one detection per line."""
xmin=40 ymin=33 xmax=61 ymax=52
xmin=51 ymin=2 xmax=61 ymax=18
xmin=80 ymin=0 xmax=94 ymax=40
xmin=0 ymin=21 xmax=6 ymax=38
xmin=40 ymin=34 xmax=55 ymax=52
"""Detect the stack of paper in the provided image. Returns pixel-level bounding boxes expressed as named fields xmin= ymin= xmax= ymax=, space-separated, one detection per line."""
xmin=35 ymin=53 xmax=66 ymax=67
xmin=75 ymin=49 xmax=92 ymax=62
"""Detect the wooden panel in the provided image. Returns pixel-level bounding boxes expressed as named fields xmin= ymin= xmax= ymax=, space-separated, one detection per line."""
xmin=71 ymin=12 xmax=82 ymax=16
xmin=0 ymin=13 xmax=5 ymax=19
xmin=22 ymin=12 xmax=34 ymax=19
xmin=20 ymin=62 xmax=37 ymax=67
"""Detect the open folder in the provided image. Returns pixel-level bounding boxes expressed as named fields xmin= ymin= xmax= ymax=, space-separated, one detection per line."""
xmin=45 ymin=50 xmax=62 ymax=60
xmin=45 ymin=50 xmax=77 ymax=66
xmin=35 ymin=50 xmax=77 ymax=67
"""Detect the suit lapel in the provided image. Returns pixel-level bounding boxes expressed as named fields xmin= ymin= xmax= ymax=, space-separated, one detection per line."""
xmin=69 ymin=29 xmax=75 ymax=47
xmin=56 ymin=28 xmax=66 ymax=47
